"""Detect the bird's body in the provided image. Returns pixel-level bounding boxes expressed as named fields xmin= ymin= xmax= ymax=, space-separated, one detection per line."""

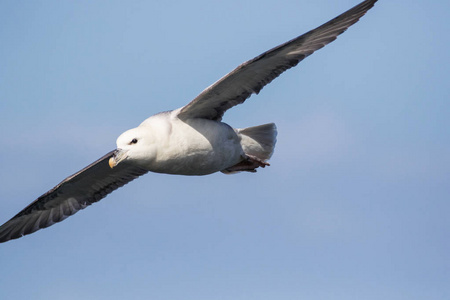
xmin=0 ymin=0 xmax=379 ymax=243
xmin=120 ymin=110 xmax=274 ymax=175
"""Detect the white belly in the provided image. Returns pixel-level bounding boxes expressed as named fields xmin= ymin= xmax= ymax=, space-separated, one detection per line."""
xmin=150 ymin=118 xmax=243 ymax=175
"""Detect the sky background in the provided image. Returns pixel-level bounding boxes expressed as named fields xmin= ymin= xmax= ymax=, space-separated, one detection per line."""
xmin=0 ymin=0 xmax=449 ymax=299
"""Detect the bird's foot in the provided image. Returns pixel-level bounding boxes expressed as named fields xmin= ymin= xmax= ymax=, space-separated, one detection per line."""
xmin=221 ymin=155 xmax=270 ymax=174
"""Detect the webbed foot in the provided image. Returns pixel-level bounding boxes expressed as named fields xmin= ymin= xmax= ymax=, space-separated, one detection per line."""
xmin=221 ymin=155 xmax=270 ymax=174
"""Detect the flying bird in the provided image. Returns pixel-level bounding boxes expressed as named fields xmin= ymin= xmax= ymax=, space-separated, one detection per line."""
xmin=0 ymin=0 xmax=378 ymax=243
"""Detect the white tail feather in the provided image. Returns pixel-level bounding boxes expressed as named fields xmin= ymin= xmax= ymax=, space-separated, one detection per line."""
xmin=237 ymin=123 xmax=277 ymax=161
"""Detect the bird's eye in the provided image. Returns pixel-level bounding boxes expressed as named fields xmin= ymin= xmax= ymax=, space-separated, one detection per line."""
xmin=130 ymin=138 xmax=138 ymax=145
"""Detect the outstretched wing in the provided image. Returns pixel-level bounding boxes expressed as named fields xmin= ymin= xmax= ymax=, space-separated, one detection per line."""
xmin=0 ymin=151 xmax=148 ymax=243
xmin=178 ymin=0 xmax=377 ymax=121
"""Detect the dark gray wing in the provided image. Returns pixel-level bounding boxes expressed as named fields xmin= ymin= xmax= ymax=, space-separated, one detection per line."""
xmin=177 ymin=0 xmax=377 ymax=121
xmin=0 ymin=150 xmax=148 ymax=243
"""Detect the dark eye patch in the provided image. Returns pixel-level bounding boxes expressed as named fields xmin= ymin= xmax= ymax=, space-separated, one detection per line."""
xmin=130 ymin=138 xmax=138 ymax=145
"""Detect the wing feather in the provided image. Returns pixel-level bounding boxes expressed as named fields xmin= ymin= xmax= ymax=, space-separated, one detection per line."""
xmin=178 ymin=0 xmax=377 ymax=121
xmin=0 ymin=150 xmax=147 ymax=243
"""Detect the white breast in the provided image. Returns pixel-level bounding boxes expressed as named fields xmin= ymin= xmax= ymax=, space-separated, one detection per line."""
xmin=145 ymin=114 xmax=244 ymax=175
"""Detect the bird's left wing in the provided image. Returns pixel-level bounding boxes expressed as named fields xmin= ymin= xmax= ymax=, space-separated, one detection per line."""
xmin=177 ymin=0 xmax=377 ymax=121
xmin=0 ymin=150 xmax=148 ymax=243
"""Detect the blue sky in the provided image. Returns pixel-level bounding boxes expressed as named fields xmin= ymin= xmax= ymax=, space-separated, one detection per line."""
xmin=0 ymin=0 xmax=449 ymax=299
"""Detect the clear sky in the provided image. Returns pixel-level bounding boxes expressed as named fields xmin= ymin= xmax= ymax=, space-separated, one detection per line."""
xmin=0 ymin=0 xmax=449 ymax=299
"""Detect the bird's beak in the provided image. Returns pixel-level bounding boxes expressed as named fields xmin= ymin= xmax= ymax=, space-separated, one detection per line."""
xmin=109 ymin=149 xmax=128 ymax=169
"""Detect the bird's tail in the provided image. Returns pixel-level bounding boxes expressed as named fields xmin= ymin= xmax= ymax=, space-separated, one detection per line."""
xmin=221 ymin=123 xmax=277 ymax=174
xmin=238 ymin=123 xmax=277 ymax=162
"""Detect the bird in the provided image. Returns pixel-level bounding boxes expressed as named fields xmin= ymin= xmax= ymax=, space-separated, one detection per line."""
xmin=0 ymin=0 xmax=378 ymax=243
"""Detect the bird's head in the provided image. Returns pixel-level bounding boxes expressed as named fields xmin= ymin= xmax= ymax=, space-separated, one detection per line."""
xmin=109 ymin=126 xmax=157 ymax=169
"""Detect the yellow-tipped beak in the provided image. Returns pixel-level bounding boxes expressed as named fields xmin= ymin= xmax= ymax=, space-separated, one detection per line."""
xmin=108 ymin=157 xmax=116 ymax=169
xmin=108 ymin=149 xmax=128 ymax=169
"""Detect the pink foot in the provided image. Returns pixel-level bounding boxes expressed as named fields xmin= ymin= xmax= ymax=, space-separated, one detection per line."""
xmin=221 ymin=155 xmax=270 ymax=174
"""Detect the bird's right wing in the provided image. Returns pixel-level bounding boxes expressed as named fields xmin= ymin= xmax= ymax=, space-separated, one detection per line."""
xmin=0 ymin=150 xmax=148 ymax=243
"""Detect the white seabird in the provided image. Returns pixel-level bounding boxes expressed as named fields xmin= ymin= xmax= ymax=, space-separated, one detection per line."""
xmin=0 ymin=0 xmax=378 ymax=243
